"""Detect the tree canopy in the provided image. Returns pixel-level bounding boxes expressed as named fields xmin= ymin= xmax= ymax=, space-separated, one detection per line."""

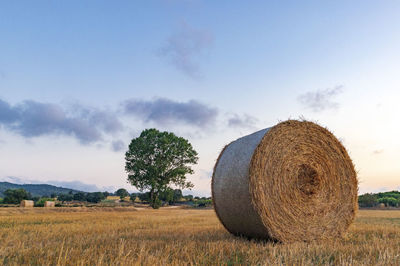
xmin=3 ymin=189 xmax=31 ymax=204
xmin=115 ymin=188 xmax=129 ymax=199
xmin=125 ymin=128 xmax=198 ymax=208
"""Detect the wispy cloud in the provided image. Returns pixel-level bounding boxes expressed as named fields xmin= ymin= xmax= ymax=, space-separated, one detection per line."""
xmin=298 ymin=85 xmax=344 ymax=112
xmin=372 ymin=149 xmax=384 ymax=155
xmin=227 ymin=114 xmax=258 ymax=129
xmin=123 ymin=98 xmax=218 ymax=128
xmin=159 ymin=22 xmax=214 ymax=78
xmin=47 ymin=180 xmax=109 ymax=192
xmin=0 ymin=98 xmax=123 ymax=144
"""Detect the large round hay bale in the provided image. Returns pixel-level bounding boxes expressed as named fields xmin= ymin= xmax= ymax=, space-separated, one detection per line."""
xmin=212 ymin=120 xmax=358 ymax=242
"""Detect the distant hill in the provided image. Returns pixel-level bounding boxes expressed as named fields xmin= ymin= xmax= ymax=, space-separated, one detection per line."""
xmin=0 ymin=182 xmax=82 ymax=197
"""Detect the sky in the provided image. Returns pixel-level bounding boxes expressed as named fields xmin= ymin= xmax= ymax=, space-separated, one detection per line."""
xmin=1 ymin=1 xmax=400 ymax=196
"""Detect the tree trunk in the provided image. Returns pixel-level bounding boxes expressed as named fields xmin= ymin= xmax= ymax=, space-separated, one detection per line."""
xmin=149 ymin=187 xmax=159 ymax=209
xmin=150 ymin=188 xmax=154 ymax=204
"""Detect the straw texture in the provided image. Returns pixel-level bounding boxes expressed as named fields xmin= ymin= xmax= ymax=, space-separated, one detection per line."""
xmin=20 ymin=200 xmax=34 ymax=207
xmin=44 ymin=201 xmax=55 ymax=207
xmin=212 ymin=120 xmax=358 ymax=242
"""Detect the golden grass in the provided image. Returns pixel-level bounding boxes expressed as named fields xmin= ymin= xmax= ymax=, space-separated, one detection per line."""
xmin=106 ymin=196 xmax=120 ymax=201
xmin=0 ymin=208 xmax=399 ymax=265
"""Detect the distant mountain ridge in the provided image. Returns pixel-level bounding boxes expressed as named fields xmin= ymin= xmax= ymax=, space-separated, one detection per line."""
xmin=0 ymin=182 xmax=82 ymax=197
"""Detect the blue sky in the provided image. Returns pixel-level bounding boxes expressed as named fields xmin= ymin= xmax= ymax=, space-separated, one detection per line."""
xmin=1 ymin=1 xmax=400 ymax=195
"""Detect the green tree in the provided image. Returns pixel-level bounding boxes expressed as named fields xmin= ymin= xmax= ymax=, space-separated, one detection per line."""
xmin=138 ymin=192 xmax=150 ymax=202
xmin=184 ymin=194 xmax=194 ymax=201
xmin=173 ymin=189 xmax=183 ymax=202
xmin=3 ymin=189 xmax=31 ymax=204
xmin=159 ymin=188 xmax=174 ymax=204
xmin=86 ymin=192 xmax=106 ymax=203
xmin=57 ymin=194 xmax=74 ymax=202
xmin=377 ymin=191 xmax=400 ymax=200
xmin=130 ymin=193 xmax=138 ymax=202
xmin=125 ymin=129 xmax=198 ymax=209
xmin=115 ymin=188 xmax=129 ymax=200
xmin=358 ymin=193 xmax=378 ymax=207
xmin=196 ymin=198 xmax=212 ymax=207
xmin=378 ymin=197 xmax=398 ymax=207
xmin=73 ymin=192 xmax=87 ymax=201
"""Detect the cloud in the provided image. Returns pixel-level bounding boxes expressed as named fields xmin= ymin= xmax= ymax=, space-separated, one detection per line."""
xmin=372 ymin=149 xmax=384 ymax=155
xmin=111 ymin=140 xmax=125 ymax=152
xmin=227 ymin=114 xmax=258 ymax=129
xmin=0 ymin=98 xmax=123 ymax=144
xmin=159 ymin=22 xmax=214 ymax=78
xmin=0 ymin=99 xmax=19 ymax=123
xmin=0 ymin=176 xmax=26 ymax=184
xmin=47 ymin=180 xmax=105 ymax=192
xmin=123 ymin=98 xmax=218 ymax=127
xmin=69 ymin=104 xmax=123 ymax=135
xmin=298 ymin=85 xmax=344 ymax=112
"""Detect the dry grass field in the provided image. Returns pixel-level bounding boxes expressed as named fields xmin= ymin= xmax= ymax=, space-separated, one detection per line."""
xmin=0 ymin=207 xmax=399 ymax=265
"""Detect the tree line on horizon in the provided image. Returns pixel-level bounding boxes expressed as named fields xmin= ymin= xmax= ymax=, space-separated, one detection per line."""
xmin=0 ymin=187 xmax=211 ymax=207
xmin=2 ymin=186 xmax=397 ymax=209
xmin=0 ymin=188 xmax=111 ymax=205
xmin=358 ymin=191 xmax=400 ymax=207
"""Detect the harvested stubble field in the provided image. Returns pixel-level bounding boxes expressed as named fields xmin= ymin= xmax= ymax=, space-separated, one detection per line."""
xmin=0 ymin=208 xmax=399 ymax=265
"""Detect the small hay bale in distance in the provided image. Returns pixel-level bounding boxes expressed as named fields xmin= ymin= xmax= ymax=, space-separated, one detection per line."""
xmin=212 ymin=120 xmax=358 ymax=242
xmin=20 ymin=200 xmax=34 ymax=208
xmin=44 ymin=201 xmax=55 ymax=208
